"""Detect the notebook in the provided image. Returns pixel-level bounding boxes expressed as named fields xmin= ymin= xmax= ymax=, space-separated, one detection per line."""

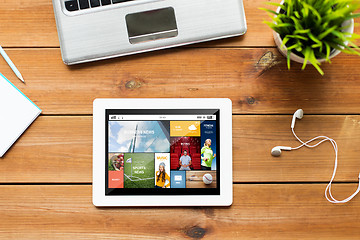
xmin=0 ymin=73 xmax=41 ymax=157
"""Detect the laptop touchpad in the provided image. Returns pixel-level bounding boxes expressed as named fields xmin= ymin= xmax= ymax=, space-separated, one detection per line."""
xmin=126 ymin=7 xmax=178 ymax=44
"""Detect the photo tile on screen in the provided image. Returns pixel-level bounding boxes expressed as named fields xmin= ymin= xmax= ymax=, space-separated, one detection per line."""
xmin=155 ymin=153 xmax=171 ymax=188
xmin=170 ymin=137 xmax=201 ymax=170
xmin=109 ymin=121 xmax=170 ymax=153
xmin=170 ymin=121 xmax=201 ymax=137
xmin=170 ymin=170 xmax=186 ymax=188
xmin=186 ymin=170 xmax=216 ymax=188
xmin=200 ymin=121 xmax=217 ymax=171
xmin=123 ymin=153 xmax=155 ymax=188
xmin=108 ymin=153 xmax=125 ymax=188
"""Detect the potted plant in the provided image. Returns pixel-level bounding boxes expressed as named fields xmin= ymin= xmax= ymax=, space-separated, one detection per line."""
xmin=261 ymin=0 xmax=360 ymax=75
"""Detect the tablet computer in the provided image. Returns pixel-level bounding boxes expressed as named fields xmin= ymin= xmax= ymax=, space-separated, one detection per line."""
xmin=93 ymin=98 xmax=232 ymax=206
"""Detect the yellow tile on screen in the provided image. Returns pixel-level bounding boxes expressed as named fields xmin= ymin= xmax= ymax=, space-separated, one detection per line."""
xmin=170 ymin=121 xmax=200 ymax=136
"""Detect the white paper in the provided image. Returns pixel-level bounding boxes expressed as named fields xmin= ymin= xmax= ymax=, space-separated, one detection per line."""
xmin=0 ymin=73 xmax=41 ymax=157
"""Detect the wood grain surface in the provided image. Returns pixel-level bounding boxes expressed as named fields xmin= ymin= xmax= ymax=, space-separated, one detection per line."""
xmin=1 ymin=0 xmax=360 ymax=238
xmin=2 ymin=115 xmax=360 ymax=183
xmin=0 ymin=184 xmax=359 ymax=239
xmin=1 ymin=48 xmax=360 ymax=114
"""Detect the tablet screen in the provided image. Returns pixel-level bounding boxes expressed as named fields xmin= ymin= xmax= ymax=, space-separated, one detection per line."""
xmin=105 ymin=109 xmax=220 ymax=195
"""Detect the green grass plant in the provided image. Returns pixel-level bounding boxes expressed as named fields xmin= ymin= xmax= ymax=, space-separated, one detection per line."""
xmin=260 ymin=0 xmax=360 ymax=75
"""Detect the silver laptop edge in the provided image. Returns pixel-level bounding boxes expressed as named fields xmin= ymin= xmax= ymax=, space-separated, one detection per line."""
xmin=52 ymin=0 xmax=247 ymax=65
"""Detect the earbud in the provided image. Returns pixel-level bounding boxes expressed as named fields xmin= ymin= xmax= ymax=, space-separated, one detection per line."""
xmin=271 ymin=108 xmax=360 ymax=204
xmin=271 ymin=146 xmax=292 ymax=157
xmin=291 ymin=109 xmax=304 ymax=129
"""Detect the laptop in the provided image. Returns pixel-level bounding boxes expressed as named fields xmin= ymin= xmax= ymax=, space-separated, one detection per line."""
xmin=52 ymin=0 xmax=247 ymax=64
xmin=93 ymin=98 xmax=232 ymax=206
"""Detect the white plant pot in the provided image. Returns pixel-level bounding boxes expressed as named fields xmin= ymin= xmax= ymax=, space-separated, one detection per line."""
xmin=273 ymin=2 xmax=354 ymax=64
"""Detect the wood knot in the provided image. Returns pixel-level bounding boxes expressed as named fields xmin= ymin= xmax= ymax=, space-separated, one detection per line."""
xmin=256 ymin=51 xmax=281 ymax=77
xmin=185 ymin=226 xmax=206 ymax=239
xmin=125 ymin=79 xmax=142 ymax=89
xmin=256 ymin=51 xmax=279 ymax=68
xmin=188 ymin=88 xmax=199 ymax=91
xmin=246 ymin=96 xmax=256 ymax=105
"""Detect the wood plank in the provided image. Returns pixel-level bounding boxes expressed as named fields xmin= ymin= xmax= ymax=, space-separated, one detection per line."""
xmin=234 ymin=115 xmax=360 ymax=182
xmin=2 ymin=115 xmax=360 ymax=183
xmin=0 ymin=116 xmax=92 ymax=183
xmin=0 ymin=0 xmax=59 ymax=47
xmin=0 ymin=184 xmax=359 ymax=239
xmin=0 ymin=0 xmax=358 ymax=47
xmin=2 ymin=48 xmax=360 ymax=115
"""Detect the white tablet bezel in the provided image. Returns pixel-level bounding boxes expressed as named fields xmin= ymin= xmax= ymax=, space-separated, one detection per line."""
xmin=93 ymin=98 xmax=232 ymax=206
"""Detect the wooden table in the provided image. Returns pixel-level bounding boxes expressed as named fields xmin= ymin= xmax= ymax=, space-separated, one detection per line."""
xmin=1 ymin=1 xmax=360 ymax=239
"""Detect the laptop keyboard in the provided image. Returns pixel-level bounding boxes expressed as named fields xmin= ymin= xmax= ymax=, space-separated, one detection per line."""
xmin=65 ymin=0 xmax=135 ymax=11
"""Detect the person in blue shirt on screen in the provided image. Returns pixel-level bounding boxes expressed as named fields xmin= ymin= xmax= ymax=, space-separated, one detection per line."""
xmin=179 ymin=150 xmax=192 ymax=170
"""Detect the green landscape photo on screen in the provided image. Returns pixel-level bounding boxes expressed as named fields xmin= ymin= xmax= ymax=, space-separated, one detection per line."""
xmin=124 ymin=153 xmax=155 ymax=188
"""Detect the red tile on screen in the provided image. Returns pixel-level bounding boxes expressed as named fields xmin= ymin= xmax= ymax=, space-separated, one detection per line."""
xmin=108 ymin=171 xmax=124 ymax=188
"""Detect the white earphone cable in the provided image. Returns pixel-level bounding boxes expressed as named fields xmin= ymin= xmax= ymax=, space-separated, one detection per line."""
xmin=291 ymin=128 xmax=360 ymax=204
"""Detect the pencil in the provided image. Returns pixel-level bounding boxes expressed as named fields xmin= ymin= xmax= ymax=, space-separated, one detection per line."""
xmin=0 ymin=45 xmax=25 ymax=83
